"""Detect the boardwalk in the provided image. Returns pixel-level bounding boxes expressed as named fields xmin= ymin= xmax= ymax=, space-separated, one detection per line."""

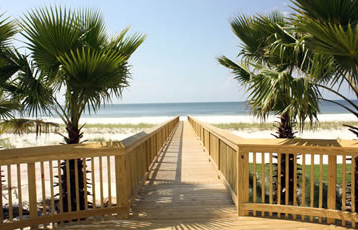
xmin=61 ymin=121 xmax=347 ymax=230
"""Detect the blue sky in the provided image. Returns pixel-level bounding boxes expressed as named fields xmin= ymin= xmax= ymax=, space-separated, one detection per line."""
xmin=3 ymin=0 xmax=294 ymax=103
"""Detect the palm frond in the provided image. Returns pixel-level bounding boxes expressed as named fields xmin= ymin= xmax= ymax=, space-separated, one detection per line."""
xmin=20 ymin=6 xmax=82 ymax=79
xmin=108 ymin=27 xmax=147 ymax=59
xmin=217 ymin=56 xmax=251 ymax=85
xmin=291 ymin=0 xmax=358 ymax=26
xmin=58 ymin=47 xmax=130 ymax=113
xmin=0 ymin=12 xmax=18 ymax=48
xmin=78 ymin=8 xmax=107 ymax=49
xmin=246 ymin=66 xmax=320 ymax=130
xmin=8 ymin=50 xmax=54 ymax=117
xmin=0 ymin=118 xmax=59 ymax=135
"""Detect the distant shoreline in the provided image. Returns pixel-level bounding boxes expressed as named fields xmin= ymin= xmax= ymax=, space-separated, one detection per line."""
xmin=1 ymin=113 xmax=356 ymax=149
xmin=32 ymin=113 xmax=357 ymax=125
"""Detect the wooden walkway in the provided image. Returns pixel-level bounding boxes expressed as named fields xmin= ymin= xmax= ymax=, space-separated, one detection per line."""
xmin=62 ymin=121 xmax=348 ymax=229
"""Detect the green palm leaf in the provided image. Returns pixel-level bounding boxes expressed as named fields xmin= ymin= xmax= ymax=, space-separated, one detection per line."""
xmin=292 ymin=0 xmax=358 ymax=115
xmin=0 ymin=12 xmax=17 ymax=48
xmin=220 ymin=11 xmax=321 ymax=131
xmin=21 ymin=5 xmax=146 ymax=143
xmin=58 ymin=47 xmax=129 ymax=112
xmin=217 ymin=56 xmax=251 ymax=84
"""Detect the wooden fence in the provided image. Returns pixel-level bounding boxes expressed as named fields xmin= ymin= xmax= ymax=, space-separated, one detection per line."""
xmin=188 ymin=115 xmax=358 ymax=228
xmin=0 ymin=116 xmax=179 ymax=230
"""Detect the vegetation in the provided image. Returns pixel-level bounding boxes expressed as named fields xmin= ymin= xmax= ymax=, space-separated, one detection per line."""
xmin=17 ymin=6 xmax=146 ymax=212
xmin=0 ymin=13 xmax=58 ymax=136
xmin=213 ymin=121 xmax=358 ymax=131
xmin=249 ymin=162 xmax=347 ymax=210
xmin=218 ymin=11 xmax=324 ymax=205
xmin=291 ymin=0 xmax=358 ymax=213
xmin=82 ymin=123 xmax=155 ymax=129
xmin=218 ymin=12 xmax=321 ymax=135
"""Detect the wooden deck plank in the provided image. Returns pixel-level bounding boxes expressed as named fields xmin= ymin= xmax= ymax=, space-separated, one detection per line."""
xmin=59 ymin=121 xmax=349 ymax=230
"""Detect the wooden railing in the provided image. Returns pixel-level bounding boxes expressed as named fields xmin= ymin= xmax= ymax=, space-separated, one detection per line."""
xmin=188 ymin=115 xmax=358 ymax=228
xmin=0 ymin=116 xmax=179 ymax=230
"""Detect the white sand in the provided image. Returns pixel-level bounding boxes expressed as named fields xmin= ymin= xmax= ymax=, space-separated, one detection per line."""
xmin=192 ymin=113 xmax=357 ymax=124
xmin=230 ymin=128 xmax=354 ymax=140
xmin=0 ymin=113 xmax=356 ymax=149
xmin=0 ymin=114 xmax=356 ymax=205
xmin=187 ymin=113 xmax=356 ymax=140
xmin=42 ymin=116 xmax=174 ymax=125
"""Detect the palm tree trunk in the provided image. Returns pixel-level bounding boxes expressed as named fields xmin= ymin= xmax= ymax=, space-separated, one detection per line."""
xmin=275 ymin=113 xmax=295 ymax=205
xmin=61 ymin=125 xmax=86 ymax=213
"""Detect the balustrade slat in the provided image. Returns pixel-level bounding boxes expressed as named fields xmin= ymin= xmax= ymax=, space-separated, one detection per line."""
xmin=41 ymin=161 xmax=46 ymax=216
xmin=27 ymin=162 xmax=38 ymax=227
xmin=58 ymin=160 xmax=63 ymax=215
xmin=277 ymin=153 xmax=281 ymax=217
xmin=74 ymin=159 xmax=80 ymax=221
xmin=17 ymin=164 xmax=23 ymax=221
xmin=58 ymin=160 xmax=63 ymax=227
xmin=188 ymin=116 xmax=358 ymax=228
xmin=66 ymin=160 xmax=71 ymax=213
xmin=49 ymin=161 xmax=55 ymax=228
xmin=352 ymin=156 xmax=356 ymax=228
xmin=302 ymin=154 xmax=306 ymax=208
xmin=269 ymin=153 xmax=273 ymax=217
xmin=327 ymin=155 xmax=337 ymax=224
xmin=285 ymin=154 xmax=289 ymax=204
xmin=310 ymin=154 xmax=314 ymax=222
xmin=293 ymin=153 xmax=297 ymax=220
xmin=342 ymin=155 xmax=346 ymax=226
xmin=115 ymin=155 xmax=128 ymax=217
xmin=285 ymin=154 xmax=289 ymax=218
xmin=0 ymin=166 xmax=3 ymax=223
xmin=253 ymin=153 xmax=257 ymax=208
xmin=99 ymin=157 xmax=104 ymax=210
xmin=107 ymin=156 xmax=112 ymax=208
xmin=261 ymin=152 xmax=265 ymax=204
xmin=83 ymin=159 xmax=88 ymax=211
xmin=319 ymin=154 xmax=323 ymax=223
xmin=0 ymin=117 xmax=178 ymax=229
xmin=7 ymin=165 xmax=13 ymax=221
xmin=91 ymin=157 xmax=96 ymax=210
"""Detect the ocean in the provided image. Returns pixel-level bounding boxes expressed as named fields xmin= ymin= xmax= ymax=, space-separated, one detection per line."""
xmin=78 ymin=100 xmax=356 ymax=118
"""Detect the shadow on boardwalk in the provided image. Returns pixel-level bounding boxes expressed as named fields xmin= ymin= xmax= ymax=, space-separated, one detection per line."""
xmin=60 ymin=121 xmax=347 ymax=230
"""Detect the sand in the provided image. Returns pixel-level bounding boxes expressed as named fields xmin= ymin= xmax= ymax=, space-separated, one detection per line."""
xmin=0 ymin=113 xmax=356 ymax=149
xmin=0 ymin=114 xmax=356 ymax=210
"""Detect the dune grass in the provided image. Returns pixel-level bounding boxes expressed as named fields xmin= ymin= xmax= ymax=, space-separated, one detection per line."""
xmin=213 ymin=121 xmax=358 ymax=131
xmin=250 ymin=163 xmax=350 ymax=185
xmin=70 ymin=123 xmax=156 ymax=129
xmin=250 ymin=163 xmax=349 ymax=208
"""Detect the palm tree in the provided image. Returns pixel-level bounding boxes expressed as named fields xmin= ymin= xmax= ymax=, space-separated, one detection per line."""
xmin=218 ymin=12 xmax=321 ymax=205
xmin=20 ymin=6 xmax=146 ymax=212
xmin=292 ymin=0 xmax=358 ymax=134
xmin=0 ymin=13 xmax=57 ymax=135
xmin=0 ymin=13 xmax=21 ymax=117
xmin=291 ymin=0 xmax=358 ymax=212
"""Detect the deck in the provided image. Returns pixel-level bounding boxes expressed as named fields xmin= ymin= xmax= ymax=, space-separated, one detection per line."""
xmin=59 ymin=121 xmax=347 ymax=230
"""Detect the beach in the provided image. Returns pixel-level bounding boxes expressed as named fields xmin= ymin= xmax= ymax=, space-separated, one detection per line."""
xmin=1 ymin=113 xmax=353 ymax=206
xmin=1 ymin=113 xmax=356 ymax=149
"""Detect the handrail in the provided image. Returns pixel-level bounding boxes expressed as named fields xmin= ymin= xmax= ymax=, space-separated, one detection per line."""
xmin=188 ymin=115 xmax=358 ymax=228
xmin=188 ymin=116 xmax=243 ymax=151
xmin=0 ymin=116 xmax=179 ymax=230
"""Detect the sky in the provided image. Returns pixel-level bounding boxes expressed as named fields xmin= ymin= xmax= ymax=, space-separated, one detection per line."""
xmin=1 ymin=0 xmax=329 ymax=104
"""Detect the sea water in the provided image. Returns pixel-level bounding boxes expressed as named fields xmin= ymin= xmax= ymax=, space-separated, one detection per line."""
xmin=78 ymin=100 xmax=355 ymax=118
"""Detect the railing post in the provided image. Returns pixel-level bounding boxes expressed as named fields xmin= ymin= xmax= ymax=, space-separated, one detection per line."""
xmin=218 ymin=140 xmax=221 ymax=171
xmin=28 ymin=162 xmax=38 ymax=230
xmin=0 ymin=166 xmax=3 ymax=224
xmin=237 ymin=146 xmax=249 ymax=216
xmin=115 ymin=155 xmax=128 ymax=218
xmin=327 ymin=155 xmax=337 ymax=224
